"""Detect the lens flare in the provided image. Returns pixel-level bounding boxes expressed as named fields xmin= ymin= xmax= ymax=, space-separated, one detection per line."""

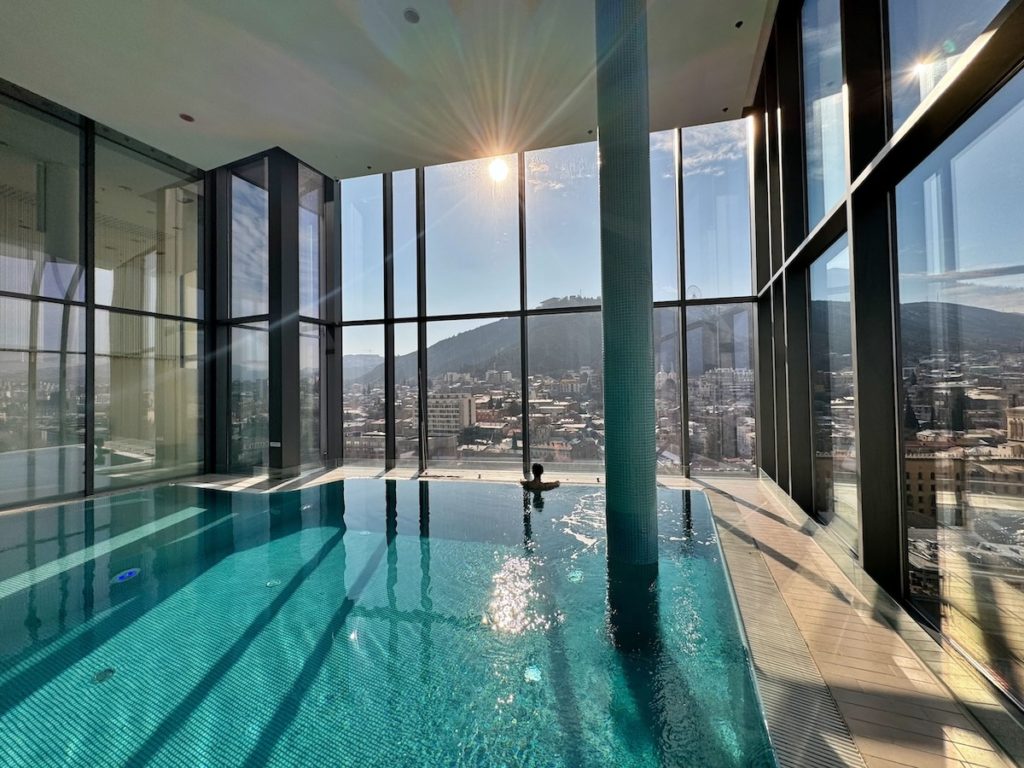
xmin=488 ymin=158 xmax=509 ymax=182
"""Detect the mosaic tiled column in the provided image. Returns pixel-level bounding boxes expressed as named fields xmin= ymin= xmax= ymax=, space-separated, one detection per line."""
xmin=595 ymin=0 xmax=658 ymax=569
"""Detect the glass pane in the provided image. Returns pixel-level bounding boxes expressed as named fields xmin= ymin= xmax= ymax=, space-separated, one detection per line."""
xmin=298 ymin=165 xmax=322 ymax=319
xmin=0 ymin=297 xmax=85 ymax=505
xmin=299 ymin=322 xmax=321 ymax=463
xmin=651 ymin=130 xmax=680 ymax=302
xmin=527 ymin=312 xmax=603 ymax=469
xmin=393 ymin=169 xmax=418 ymax=318
xmin=0 ymin=96 xmax=81 ymax=301
xmin=686 ymin=304 xmax=756 ymax=474
xmin=425 ymin=155 xmax=519 ymax=315
xmin=230 ymin=160 xmax=269 ymax=318
xmin=888 ymin=0 xmax=1005 ymax=132
xmin=802 ymin=0 xmax=847 ymax=228
xmin=342 ymin=324 xmax=385 ymax=465
xmin=682 ymin=119 xmax=753 ymax=298
xmin=341 ymin=175 xmax=384 ymax=321
xmin=95 ymin=139 xmax=203 ymax=317
xmin=897 ymin=68 xmax=1024 ymax=702
xmin=394 ymin=322 xmax=419 ymax=465
xmin=655 ymin=307 xmax=684 ymax=474
xmin=230 ymin=323 xmax=269 ymax=469
xmin=426 ymin=317 xmax=522 ymax=468
xmin=525 ymin=143 xmax=600 ymax=309
xmin=809 ymin=236 xmax=858 ymax=552
xmin=94 ymin=311 xmax=202 ymax=489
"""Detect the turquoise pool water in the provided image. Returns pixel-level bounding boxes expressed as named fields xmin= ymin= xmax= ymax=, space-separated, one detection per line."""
xmin=0 ymin=480 xmax=774 ymax=767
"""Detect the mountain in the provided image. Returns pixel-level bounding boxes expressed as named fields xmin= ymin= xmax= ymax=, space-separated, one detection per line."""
xmin=355 ymin=297 xmax=605 ymax=386
xmin=809 ymin=300 xmax=1024 ymax=367
xmin=898 ymin=302 xmax=1024 ymax=362
xmin=344 ymin=353 xmax=385 ymax=382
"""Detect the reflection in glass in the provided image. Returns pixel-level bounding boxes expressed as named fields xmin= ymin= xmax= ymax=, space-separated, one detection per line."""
xmin=95 ymin=139 xmax=203 ymax=317
xmin=651 ymin=130 xmax=680 ymax=302
xmin=299 ymin=322 xmax=321 ymax=464
xmin=394 ymin=322 xmax=419 ymax=465
xmin=94 ymin=311 xmax=202 ymax=489
xmin=343 ymin=324 xmax=385 ymax=464
xmin=426 ymin=317 xmax=521 ymax=467
xmin=654 ymin=308 xmax=684 ymax=474
xmin=425 ymin=155 xmax=519 ymax=315
xmin=686 ymin=304 xmax=756 ymax=474
xmin=525 ymin=143 xmax=601 ymax=309
xmin=897 ymin=68 xmax=1024 ymax=703
xmin=682 ymin=119 xmax=753 ymax=299
xmin=393 ymin=170 xmax=418 ymax=318
xmin=0 ymin=297 xmax=85 ymax=504
xmin=527 ymin=312 xmax=603 ymax=468
xmin=888 ymin=0 xmax=1005 ymax=132
xmin=802 ymin=0 xmax=847 ymax=228
xmin=809 ymin=237 xmax=858 ymax=551
xmin=229 ymin=323 xmax=269 ymax=470
xmin=341 ymin=175 xmax=384 ymax=321
xmin=0 ymin=96 xmax=81 ymax=302
xmin=230 ymin=161 xmax=269 ymax=318
xmin=298 ymin=165 xmax=322 ymax=319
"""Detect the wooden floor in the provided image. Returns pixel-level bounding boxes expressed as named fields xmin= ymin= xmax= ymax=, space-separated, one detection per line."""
xmin=186 ymin=467 xmax=1024 ymax=767
xmin=687 ymin=477 xmax=1023 ymax=768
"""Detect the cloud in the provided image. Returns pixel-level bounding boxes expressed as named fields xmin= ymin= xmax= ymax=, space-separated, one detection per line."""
xmin=681 ymin=120 xmax=748 ymax=178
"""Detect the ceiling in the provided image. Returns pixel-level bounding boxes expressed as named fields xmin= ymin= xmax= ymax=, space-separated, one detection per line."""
xmin=0 ymin=0 xmax=777 ymax=179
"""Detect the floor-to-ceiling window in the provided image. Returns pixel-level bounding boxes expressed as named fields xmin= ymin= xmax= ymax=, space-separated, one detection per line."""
xmin=337 ymin=121 xmax=756 ymax=475
xmin=801 ymin=0 xmax=846 ymax=228
xmin=0 ymin=97 xmax=84 ymax=505
xmin=93 ymin=139 xmax=204 ymax=489
xmin=422 ymin=156 xmax=523 ymax=470
xmin=0 ymin=92 xmax=205 ymax=506
xmin=809 ymin=235 xmax=857 ymax=551
xmin=681 ymin=120 xmax=757 ymax=475
xmin=897 ymin=66 xmax=1024 ymax=703
xmin=298 ymin=164 xmax=325 ymax=465
xmin=525 ymin=142 xmax=603 ymax=469
xmin=686 ymin=304 xmax=756 ymax=474
xmin=887 ymin=0 xmax=1006 ymax=133
xmin=228 ymin=160 xmax=270 ymax=470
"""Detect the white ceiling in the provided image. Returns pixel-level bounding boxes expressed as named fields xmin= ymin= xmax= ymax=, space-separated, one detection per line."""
xmin=0 ymin=0 xmax=777 ymax=179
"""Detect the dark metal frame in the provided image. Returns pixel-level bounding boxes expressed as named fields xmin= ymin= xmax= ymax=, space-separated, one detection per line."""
xmin=753 ymin=0 xmax=1024 ymax=599
xmin=334 ymin=128 xmax=759 ymax=478
xmin=0 ymin=82 xmax=211 ymax=510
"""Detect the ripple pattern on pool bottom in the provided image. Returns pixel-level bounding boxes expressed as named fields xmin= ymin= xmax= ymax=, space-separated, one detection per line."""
xmin=0 ymin=486 xmax=773 ymax=767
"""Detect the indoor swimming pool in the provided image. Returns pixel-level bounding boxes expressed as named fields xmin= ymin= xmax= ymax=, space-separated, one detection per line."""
xmin=0 ymin=479 xmax=774 ymax=767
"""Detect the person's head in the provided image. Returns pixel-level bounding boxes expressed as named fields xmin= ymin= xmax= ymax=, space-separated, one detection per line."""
xmin=531 ymin=463 xmax=544 ymax=480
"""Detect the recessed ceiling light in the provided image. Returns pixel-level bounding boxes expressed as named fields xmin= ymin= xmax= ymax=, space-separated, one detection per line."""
xmin=179 ymin=113 xmax=195 ymax=123
xmin=403 ymin=7 xmax=420 ymax=23
xmin=735 ymin=20 xmax=743 ymax=28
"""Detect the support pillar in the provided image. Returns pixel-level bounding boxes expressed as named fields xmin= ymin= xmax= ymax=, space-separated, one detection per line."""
xmin=595 ymin=0 xmax=657 ymax=571
xmin=268 ymin=149 xmax=300 ymax=476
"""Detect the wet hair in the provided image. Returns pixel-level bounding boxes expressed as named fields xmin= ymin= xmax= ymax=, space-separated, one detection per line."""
xmin=531 ymin=463 xmax=544 ymax=478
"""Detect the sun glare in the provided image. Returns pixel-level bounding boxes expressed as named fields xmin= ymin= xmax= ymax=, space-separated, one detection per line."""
xmin=488 ymin=158 xmax=509 ymax=182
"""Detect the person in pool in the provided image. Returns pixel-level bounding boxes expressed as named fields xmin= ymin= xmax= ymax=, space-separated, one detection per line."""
xmin=521 ymin=463 xmax=560 ymax=492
